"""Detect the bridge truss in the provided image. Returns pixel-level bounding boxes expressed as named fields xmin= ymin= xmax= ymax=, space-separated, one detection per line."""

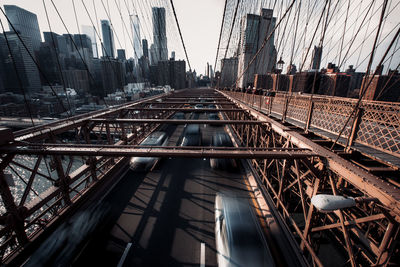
xmin=0 ymin=88 xmax=398 ymax=266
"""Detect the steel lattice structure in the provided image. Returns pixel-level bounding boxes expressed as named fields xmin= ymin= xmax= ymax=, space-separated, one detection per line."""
xmin=0 ymin=88 xmax=398 ymax=266
xmin=222 ymin=90 xmax=400 ymax=266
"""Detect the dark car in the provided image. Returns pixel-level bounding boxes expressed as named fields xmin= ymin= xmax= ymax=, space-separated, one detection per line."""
xmin=208 ymin=113 xmax=220 ymax=120
xmin=194 ymin=104 xmax=204 ymax=110
xmin=130 ymin=131 xmax=169 ymax=171
xmin=191 ymin=112 xmax=200 ymax=120
xmin=180 ymin=124 xmax=201 ymax=146
xmin=208 ymin=113 xmax=220 ymax=127
xmin=207 ymin=104 xmax=217 ymax=109
xmin=210 ymin=133 xmax=237 ymax=170
xmin=174 ymin=112 xmax=185 ymax=119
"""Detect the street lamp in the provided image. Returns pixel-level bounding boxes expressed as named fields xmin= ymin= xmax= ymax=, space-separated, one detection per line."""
xmin=276 ymin=57 xmax=285 ymax=73
xmin=311 ymin=194 xmax=378 ymax=213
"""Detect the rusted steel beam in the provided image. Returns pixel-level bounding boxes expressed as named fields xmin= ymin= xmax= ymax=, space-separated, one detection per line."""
xmin=0 ymin=155 xmax=28 ymax=245
xmin=14 ymin=144 xmax=310 ymax=151
xmin=0 ymin=145 xmax=318 ymax=158
xmin=221 ymin=90 xmax=400 ymax=220
xmin=18 ymin=155 xmax=42 ymax=207
xmin=311 ymin=214 xmax=386 ymax=232
xmin=124 ymin=108 xmax=245 ymax=112
xmin=13 ymin=93 xmax=168 ymax=141
xmin=329 ymin=174 xmax=357 ymax=267
xmin=163 ymin=97 xmax=227 ymax=100
xmin=90 ymin=118 xmax=264 ymax=125
xmin=145 ymin=101 xmax=235 ymax=105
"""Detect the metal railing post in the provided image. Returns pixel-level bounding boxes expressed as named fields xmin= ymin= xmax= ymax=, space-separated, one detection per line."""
xmin=282 ymin=94 xmax=289 ymax=122
xmin=304 ymin=98 xmax=314 ymax=133
xmin=346 ymin=107 xmax=363 ymax=152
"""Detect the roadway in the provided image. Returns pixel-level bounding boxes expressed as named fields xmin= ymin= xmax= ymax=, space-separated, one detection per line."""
xmin=76 ymin=112 xmax=254 ymax=266
xmin=25 ymin=111 xmax=260 ymax=266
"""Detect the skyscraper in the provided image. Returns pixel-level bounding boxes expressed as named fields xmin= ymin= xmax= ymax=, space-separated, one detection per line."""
xmin=142 ymin=39 xmax=149 ymax=58
xmin=237 ymin=9 xmax=277 ymax=88
xmin=311 ymin=46 xmax=322 ymax=70
xmin=220 ymin=57 xmax=238 ymax=87
xmin=4 ymin=5 xmax=42 ymax=52
xmin=82 ymin=25 xmax=99 ymax=58
xmin=152 ymin=7 xmax=168 ymax=64
xmin=117 ymin=49 xmax=126 ymax=61
xmin=0 ymin=32 xmax=41 ymax=94
xmin=130 ymin=15 xmax=142 ymax=61
xmin=101 ymin=20 xmax=115 ymax=58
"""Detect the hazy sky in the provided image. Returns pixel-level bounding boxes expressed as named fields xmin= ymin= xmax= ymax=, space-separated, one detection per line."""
xmin=0 ymin=0 xmax=225 ymax=75
xmin=0 ymin=0 xmax=399 ymax=75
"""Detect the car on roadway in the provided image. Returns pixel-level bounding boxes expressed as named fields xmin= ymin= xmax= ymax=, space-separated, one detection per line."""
xmin=129 ymin=131 xmax=169 ymax=171
xmin=183 ymin=103 xmax=191 ymax=109
xmin=215 ymin=193 xmax=275 ymax=267
xmin=207 ymin=104 xmax=217 ymax=109
xmin=208 ymin=113 xmax=220 ymax=121
xmin=180 ymin=124 xmax=201 ymax=146
xmin=191 ymin=112 xmax=200 ymax=120
xmin=194 ymin=104 xmax=204 ymax=110
xmin=174 ymin=112 xmax=185 ymax=119
xmin=210 ymin=133 xmax=237 ymax=170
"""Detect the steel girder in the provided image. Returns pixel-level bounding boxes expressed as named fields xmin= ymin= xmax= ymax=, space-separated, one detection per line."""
xmin=221 ymin=90 xmax=400 ymax=266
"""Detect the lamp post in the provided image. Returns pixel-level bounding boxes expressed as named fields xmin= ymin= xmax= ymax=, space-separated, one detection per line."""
xmin=276 ymin=56 xmax=285 ymax=74
xmin=311 ymin=194 xmax=378 ymax=212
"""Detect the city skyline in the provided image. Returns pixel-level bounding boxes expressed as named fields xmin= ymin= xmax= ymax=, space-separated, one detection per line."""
xmin=2 ymin=1 xmax=398 ymax=76
xmin=0 ymin=0 xmax=225 ymax=75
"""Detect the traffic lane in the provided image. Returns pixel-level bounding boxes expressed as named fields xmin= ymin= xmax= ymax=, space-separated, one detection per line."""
xmin=122 ymin=156 xmax=251 ymax=266
xmin=27 ymin=169 xmax=149 ymax=267
xmin=73 ymin=111 xmax=255 ymax=266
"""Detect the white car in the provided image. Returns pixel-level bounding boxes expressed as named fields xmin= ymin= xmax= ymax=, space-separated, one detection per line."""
xmin=129 ymin=131 xmax=168 ymax=171
xmin=215 ymin=193 xmax=275 ymax=267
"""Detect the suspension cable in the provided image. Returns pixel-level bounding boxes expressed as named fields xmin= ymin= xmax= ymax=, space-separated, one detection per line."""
xmin=169 ymin=0 xmax=191 ymax=71
xmin=213 ymin=0 xmax=228 ymax=77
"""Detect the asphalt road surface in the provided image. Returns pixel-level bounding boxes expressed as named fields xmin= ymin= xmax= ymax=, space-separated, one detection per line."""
xmin=69 ymin=112 xmax=257 ymax=267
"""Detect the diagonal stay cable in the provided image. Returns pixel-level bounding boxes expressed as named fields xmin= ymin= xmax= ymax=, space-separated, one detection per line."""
xmin=169 ymin=0 xmax=192 ymax=71
xmin=213 ymin=0 xmax=228 ymax=76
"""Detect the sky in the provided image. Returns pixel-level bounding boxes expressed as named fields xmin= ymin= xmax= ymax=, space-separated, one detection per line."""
xmin=0 ymin=0 xmax=399 ymax=75
xmin=0 ymin=0 xmax=225 ymax=75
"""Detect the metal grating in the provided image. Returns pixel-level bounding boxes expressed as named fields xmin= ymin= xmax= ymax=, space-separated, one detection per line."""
xmin=310 ymin=98 xmax=356 ymax=137
xmin=226 ymin=91 xmax=400 ymax=157
xmin=286 ymin=95 xmax=310 ymax=125
xmin=356 ymin=101 xmax=400 ymax=155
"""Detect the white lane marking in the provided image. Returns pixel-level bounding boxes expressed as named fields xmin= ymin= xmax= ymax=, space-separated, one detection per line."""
xmin=117 ymin=242 xmax=132 ymax=267
xmin=200 ymin=242 xmax=205 ymax=267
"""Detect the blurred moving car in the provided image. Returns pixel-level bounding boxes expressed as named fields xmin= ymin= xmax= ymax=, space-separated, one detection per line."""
xmin=183 ymin=103 xmax=191 ymax=109
xmin=130 ymin=131 xmax=168 ymax=171
xmin=208 ymin=113 xmax=220 ymax=120
xmin=194 ymin=104 xmax=204 ymax=110
xmin=207 ymin=104 xmax=217 ymax=109
xmin=174 ymin=112 xmax=185 ymax=119
xmin=180 ymin=124 xmax=201 ymax=146
xmin=191 ymin=112 xmax=200 ymax=120
xmin=210 ymin=133 xmax=237 ymax=170
xmin=215 ymin=193 xmax=275 ymax=267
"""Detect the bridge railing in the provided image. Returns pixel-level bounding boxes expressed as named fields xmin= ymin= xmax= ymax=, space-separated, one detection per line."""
xmin=0 ymin=92 xmax=173 ymax=263
xmin=225 ymin=91 xmax=400 ymax=158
